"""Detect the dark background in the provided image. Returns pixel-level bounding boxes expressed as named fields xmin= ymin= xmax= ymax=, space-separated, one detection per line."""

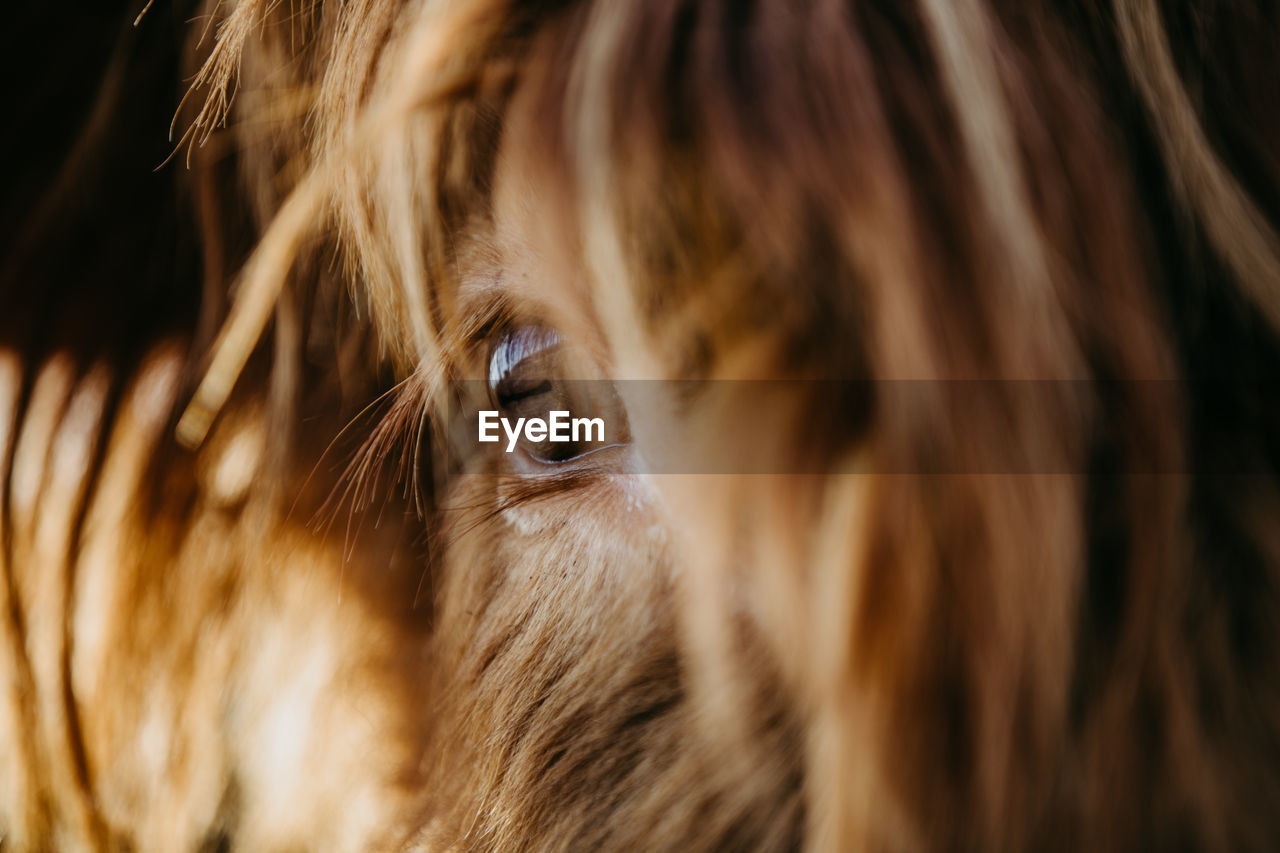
xmin=0 ymin=1 xmax=201 ymax=362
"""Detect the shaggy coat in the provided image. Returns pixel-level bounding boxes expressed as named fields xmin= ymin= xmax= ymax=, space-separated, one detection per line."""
xmin=2 ymin=0 xmax=1280 ymax=850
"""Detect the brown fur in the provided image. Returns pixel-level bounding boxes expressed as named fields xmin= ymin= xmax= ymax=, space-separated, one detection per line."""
xmin=3 ymin=0 xmax=1280 ymax=850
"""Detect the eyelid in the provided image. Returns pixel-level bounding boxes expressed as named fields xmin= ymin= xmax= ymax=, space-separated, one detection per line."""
xmin=487 ymin=325 xmax=562 ymax=388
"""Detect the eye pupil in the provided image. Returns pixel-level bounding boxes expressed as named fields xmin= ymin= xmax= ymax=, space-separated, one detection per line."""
xmin=485 ymin=325 xmax=628 ymax=464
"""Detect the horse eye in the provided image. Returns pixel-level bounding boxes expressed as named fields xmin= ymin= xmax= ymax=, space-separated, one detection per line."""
xmin=486 ymin=325 xmax=629 ymax=464
xmin=488 ymin=325 xmax=562 ymax=402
